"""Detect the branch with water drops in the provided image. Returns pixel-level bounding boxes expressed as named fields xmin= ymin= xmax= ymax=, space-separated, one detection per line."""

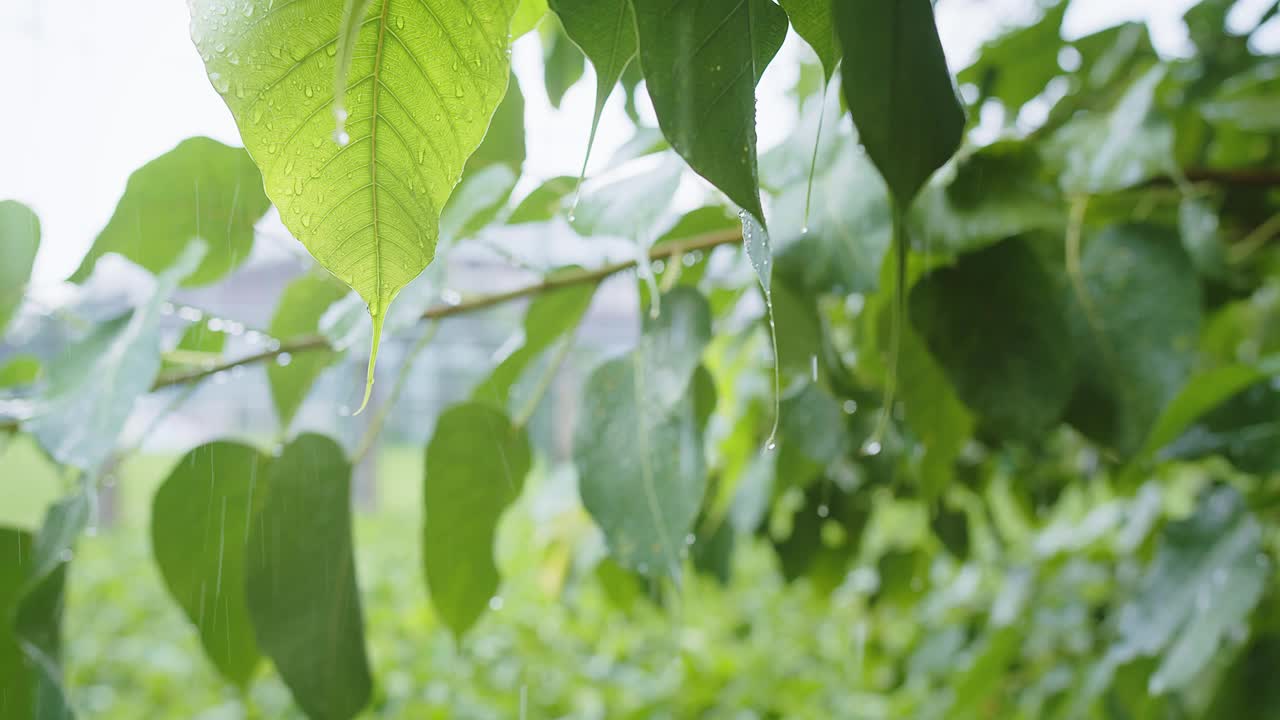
xmin=0 ymin=227 xmax=745 ymax=435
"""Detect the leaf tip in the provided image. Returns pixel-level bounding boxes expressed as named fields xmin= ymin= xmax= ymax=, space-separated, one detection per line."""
xmin=353 ymin=310 xmax=385 ymax=416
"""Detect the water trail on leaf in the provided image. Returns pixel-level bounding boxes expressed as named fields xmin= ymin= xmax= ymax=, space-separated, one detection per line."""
xmin=869 ymin=203 xmax=907 ymax=450
xmin=740 ymin=211 xmax=781 ymax=451
xmin=333 ymin=0 xmax=375 ymax=144
xmin=353 ymin=306 xmax=384 ymax=416
xmin=566 ymin=85 xmax=611 ymax=223
xmin=801 ymin=83 xmax=830 ymax=233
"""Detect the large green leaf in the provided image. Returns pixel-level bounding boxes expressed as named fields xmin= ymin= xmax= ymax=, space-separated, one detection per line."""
xmin=835 ymin=0 xmax=965 ymax=204
xmin=471 ymin=277 xmax=596 ymax=412
xmin=190 ymin=0 xmax=519 ymax=411
xmin=575 ymin=288 xmax=712 ymax=576
xmin=267 ymin=272 xmax=350 ymax=431
xmin=245 ymin=434 xmax=370 ymax=720
xmin=778 ymin=0 xmax=839 ymax=81
xmin=631 ymin=0 xmax=786 ymax=226
xmin=0 ymin=527 xmax=35 ymax=720
xmin=910 ymin=238 xmax=1076 ymax=441
xmin=1065 ymin=224 xmax=1203 ymax=456
xmin=1111 ymin=486 xmax=1266 ymax=694
xmin=70 ymin=138 xmax=270 ymax=287
xmin=26 ymin=242 xmax=206 ymax=471
xmin=152 ymin=442 xmax=269 ymax=688
xmin=548 ymin=0 xmax=636 ymax=179
xmin=0 ymin=201 xmax=40 ymax=338
xmin=511 ymin=0 xmax=548 ymax=38
xmin=423 ymin=403 xmax=531 ymax=638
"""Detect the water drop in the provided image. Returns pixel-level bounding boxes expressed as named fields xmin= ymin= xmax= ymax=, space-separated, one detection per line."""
xmin=276 ymin=352 xmax=293 ymax=367
xmin=861 ymin=440 xmax=882 ymax=456
xmin=684 ymin=533 xmax=696 ymax=546
xmin=441 ymin=289 xmax=462 ymax=306
xmin=59 ymin=549 xmax=73 ymax=563
xmin=842 ymin=400 xmax=858 ymax=415
xmin=817 ymin=504 xmax=829 ymax=518
xmin=207 ymin=317 xmax=225 ymax=332
xmin=334 ymin=129 xmax=350 ymax=146
xmin=488 ymin=596 xmax=504 ymax=611
xmin=766 ymin=440 xmax=777 ymax=452
xmin=395 ymin=15 xmax=405 ymax=29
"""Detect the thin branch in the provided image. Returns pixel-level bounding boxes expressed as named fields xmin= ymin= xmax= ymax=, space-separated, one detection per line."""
xmin=153 ymin=227 xmax=742 ymax=388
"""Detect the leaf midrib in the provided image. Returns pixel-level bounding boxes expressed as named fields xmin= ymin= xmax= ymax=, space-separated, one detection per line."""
xmin=370 ymin=0 xmax=391 ymax=311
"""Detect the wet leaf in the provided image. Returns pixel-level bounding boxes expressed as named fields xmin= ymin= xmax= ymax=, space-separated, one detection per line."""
xmin=548 ymin=0 xmax=637 ymax=177
xmin=1112 ymin=486 xmax=1266 ymax=694
xmin=26 ymin=242 xmax=206 ymax=471
xmin=835 ymin=0 xmax=965 ymax=204
xmin=631 ymin=0 xmax=786 ymax=225
xmin=511 ymin=0 xmax=548 ymax=39
xmin=190 ymin=0 xmax=520 ymax=410
xmin=152 ymin=442 xmax=269 ymax=688
xmin=0 ymin=527 xmax=36 ymax=719
xmin=575 ymin=288 xmax=711 ymax=576
xmin=541 ymin=15 xmax=585 ymax=109
xmin=508 ymin=176 xmax=576 ymax=224
xmin=0 ymin=201 xmax=40 ymax=338
xmin=1055 ymin=66 xmax=1173 ymax=194
xmin=12 ymin=491 xmax=90 ymax=720
xmin=778 ymin=0 xmax=839 ymax=81
xmin=958 ymin=1 xmax=1067 ymax=112
xmin=911 ymin=238 xmax=1075 ymax=441
xmin=1066 ymin=224 xmax=1203 ymax=456
xmin=472 ymin=277 xmax=596 ymax=412
xmin=423 ymin=403 xmax=531 ymax=638
xmin=267 ymin=272 xmax=349 ymax=431
xmin=245 ymin=434 xmax=371 ymax=720
xmin=69 ymin=138 xmax=269 ymax=288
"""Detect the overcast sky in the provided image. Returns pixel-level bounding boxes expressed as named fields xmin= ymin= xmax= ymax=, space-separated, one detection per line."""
xmin=1 ymin=0 xmax=1272 ymax=287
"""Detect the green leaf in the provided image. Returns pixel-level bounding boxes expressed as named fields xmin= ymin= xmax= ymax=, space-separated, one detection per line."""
xmin=26 ymin=242 xmax=206 ymax=471
xmin=548 ymin=0 xmax=636 ymax=181
xmin=891 ymin=316 xmax=974 ymax=503
xmin=461 ymin=72 xmax=526 ymax=175
xmin=778 ymin=382 xmax=846 ymax=467
xmin=772 ymin=134 xmax=891 ymax=296
xmin=575 ymin=288 xmax=712 ymax=576
xmin=472 ymin=277 xmax=596 ymax=412
xmin=70 ymin=138 xmax=270 ymax=287
xmin=507 ymin=176 xmax=576 ymax=224
xmin=1054 ymin=66 xmax=1173 ymax=194
xmin=957 ymin=1 xmax=1067 ymax=112
xmin=778 ymin=0 xmax=839 ymax=81
xmin=1065 ymin=224 xmax=1203 ymax=456
xmin=631 ymin=0 xmax=787 ymax=225
xmin=1135 ymin=356 xmax=1280 ymax=466
xmin=245 ymin=434 xmax=371 ymax=720
xmin=152 ymin=442 xmax=269 ymax=688
xmin=1112 ymin=486 xmax=1266 ymax=694
xmin=541 ymin=16 xmax=585 ymax=109
xmin=949 ymin=626 xmax=1023 ymax=718
xmin=0 ymin=527 xmax=36 ymax=719
xmin=0 ymin=355 xmax=41 ymax=390
xmin=12 ymin=491 xmax=90 ymax=720
xmin=423 ymin=403 xmax=531 ymax=638
xmin=191 ymin=0 xmax=520 ymax=413
xmin=0 ymin=201 xmax=40 ymax=338
xmin=910 ymin=238 xmax=1075 ymax=441
xmin=511 ymin=0 xmax=548 ymax=38
xmin=569 ymin=157 xmax=682 ymax=239
xmin=268 ymin=272 xmax=349 ymax=431
xmin=835 ymin=0 xmax=965 ymax=204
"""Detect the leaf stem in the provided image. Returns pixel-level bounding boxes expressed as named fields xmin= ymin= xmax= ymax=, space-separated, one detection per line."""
xmin=512 ymin=333 xmax=575 ymax=431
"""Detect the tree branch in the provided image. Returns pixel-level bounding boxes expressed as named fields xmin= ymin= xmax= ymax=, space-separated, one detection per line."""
xmin=155 ymin=227 xmax=742 ymax=388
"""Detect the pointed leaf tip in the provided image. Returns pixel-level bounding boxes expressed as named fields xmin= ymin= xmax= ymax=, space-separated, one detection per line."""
xmin=353 ymin=311 xmax=384 ymax=416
